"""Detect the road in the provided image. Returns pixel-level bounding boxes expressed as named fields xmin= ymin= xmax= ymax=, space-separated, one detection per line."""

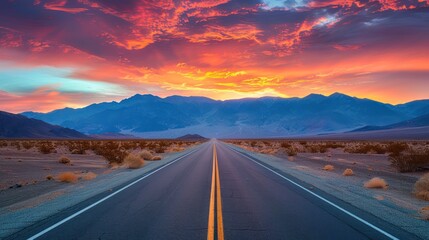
xmin=8 ymin=140 xmax=418 ymax=240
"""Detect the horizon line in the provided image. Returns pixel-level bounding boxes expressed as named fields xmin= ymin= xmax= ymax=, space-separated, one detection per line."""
xmin=16 ymin=91 xmax=429 ymax=114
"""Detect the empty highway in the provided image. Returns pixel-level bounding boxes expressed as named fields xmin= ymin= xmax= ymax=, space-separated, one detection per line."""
xmin=7 ymin=140 xmax=419 ymax=240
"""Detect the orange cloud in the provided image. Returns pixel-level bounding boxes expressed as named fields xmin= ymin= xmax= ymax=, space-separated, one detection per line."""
xmin=44 ymin=0 xmax=87 ymax=13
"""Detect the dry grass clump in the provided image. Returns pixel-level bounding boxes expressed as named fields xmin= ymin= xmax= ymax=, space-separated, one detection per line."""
xmin=124 ymin=154 xmax=145 ymax=169
xmin=83 ymin=172 xmax=97 ymax=180
xmin=151 ymin=155 xmax=162 ymax=161
xmin=322 ymin=165 xmax=334 ymax=171
xmin=420 ymin=206 xmax=429 ymax=220
xmin=140 ymin=150 xmax=154 ymax=160
xmin=59 ymin=156 xmax=71 ymax=165
xmin=38 ymin=142 xmax=56 ymax=154
xmin=364 ymin=177 xmax=388 ymax=189
xmin=414 ymin=173 xmax=429 ymax=201
xmin=389 ymin=149 xmax=429 ymax=172
xmin=285 ymin=147 xmax=297 ymax=156
xmin=342 ymin=168 xmax=354 ymax=176
xmin=58 ymin=172 xmax=78 ymax=183
xmin=92 ymin=141 xmax=128 ymax=164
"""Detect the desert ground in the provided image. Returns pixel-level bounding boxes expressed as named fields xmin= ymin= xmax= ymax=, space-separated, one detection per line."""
xmin=0 ymin=139 xmax=203 ymax=209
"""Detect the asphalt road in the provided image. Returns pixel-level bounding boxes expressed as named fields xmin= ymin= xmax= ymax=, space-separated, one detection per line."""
xmin=8 ymin=140 xmax=419 ymax=240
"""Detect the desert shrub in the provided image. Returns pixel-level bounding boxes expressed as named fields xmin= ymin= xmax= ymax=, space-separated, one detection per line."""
xmin=67 ymin=141 xmax=89 ymax=154
xmin=151 ymin=156 xmax=162 ymax=161
xmin=21 ymin=141 xmax=34 ymax=150
xmin=346 ymin=143 xmax=386 ymax=154
xmin=306 ymin=144 xmax=328 ymax=153
xmin=420 ymin=207 xmax=429 ymax=220
xmin=38 ymin=142 xmax=56 ymax=154
xmin=154 ymin=147 xmax=165 ymax=153
xmin=0 ymin=140 xmax=8 ymax=147
xmin=285 ymin=147 xmax=297 ymax=156
xmin=83 ymin=172 xmax=97 ymax=180
xmin=281 ymin=142 xmax=291 ymax=148
xmin=124 ymin=154 xmax=144 ymax=169
xmin=46 ymin=175 xmax=53 ymax=180
xmin=93 ymin=141 xmax=128 ymax=164
xmin=364 ymin=177 xmax=388 ymax=189
xmin=59 ymin=156 xmax=71 ymax=165
xmin=325 ymin=142 xmax=345 ymax=149
xmin=299 ymin=141 xmax=307 ymax=146
xmin=10 ymin=141 xmax=21 ymax=150
xmin=319 ymin=146 xmax=328 ymax=153
xmin=140 ymin=150 xmax=154 ymax=160
xmin=414 ymin=173 xmax=429 ymax=201
xmin=58 ymin=172 xmax=78 ymax=183
xmin=389 ymin=149 xmax=429 ymax=172
xmin=386 ymin=142 xmax=409 ymax=156
xmin=343 ymin=168 xmax=354 ymax=176
xmin=322 ymin=165 xmax=334 ymax=171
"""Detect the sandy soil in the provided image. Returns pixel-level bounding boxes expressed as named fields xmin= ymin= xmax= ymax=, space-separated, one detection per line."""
xmin=284 ymin=149 xmax=425 ymax=210
xmin=0 ymin=146 xmax=108 ymax=189
xmin=0 ymin=141 xmax=198 ymax=209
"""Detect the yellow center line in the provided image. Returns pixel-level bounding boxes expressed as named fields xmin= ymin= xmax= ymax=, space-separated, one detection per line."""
xmin=207 ymin=145 xmax=216 ymax=240
xmin=215 ymin=145 xmax=224 ymax=240
xmin=207 ymin=143 xmax=224 ymax=240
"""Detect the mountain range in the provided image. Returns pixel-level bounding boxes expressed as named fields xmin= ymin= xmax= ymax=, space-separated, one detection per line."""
xmin=0 ymin=111 xmax=88 ymax=139
xmin=20 ymin=93 xmax=429 ymax=138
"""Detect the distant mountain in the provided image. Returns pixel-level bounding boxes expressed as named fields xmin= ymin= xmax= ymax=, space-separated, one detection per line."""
xmin=176 ymin=134 xmax=208 ymax=141
xmin=89 ymin=132 xmax=139 ymax=139
xmin=21 ymin=93 xmax=429 ymax=138
xmin=0 ymin=111 xmax=88 ymax=139
xmin=352 ymin=113 xmax=429 ymax=132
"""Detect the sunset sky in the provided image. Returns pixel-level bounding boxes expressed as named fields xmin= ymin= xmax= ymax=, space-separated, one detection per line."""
xmin=0 ymin=0 xmax=428 ymax=113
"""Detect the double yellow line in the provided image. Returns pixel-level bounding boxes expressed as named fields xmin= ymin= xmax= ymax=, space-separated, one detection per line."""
xmin=207 ymin=144 xmax=224 ymax=240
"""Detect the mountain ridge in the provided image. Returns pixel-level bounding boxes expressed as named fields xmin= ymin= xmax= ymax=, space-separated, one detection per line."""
xmin=0 ymin=111 xmax=88 ymax=139
xmin=21 ymin=93 xmax=429 ymax=138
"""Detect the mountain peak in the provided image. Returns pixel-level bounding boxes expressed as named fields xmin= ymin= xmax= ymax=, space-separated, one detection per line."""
xmin=304 ymin=93 xmax=326 ymax=100
xmin=120 ymin=94 xmax=160 ymax=104
xmin=329 ymin=92 xmax=352 ymax=98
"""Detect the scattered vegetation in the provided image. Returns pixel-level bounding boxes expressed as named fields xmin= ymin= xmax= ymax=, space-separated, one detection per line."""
xmin=343 ymin=168 xmax=354 ymax=176
xmin=414 ymin=173 xmax=429 ymax=201
xmin=285 ymin=147 xmax=297 ymax=156
xmin=151 ymin=155 xmax=162 ymax=161
xmin=38 ymin=141 xmax=56 ymax=154
xmin=140 ymin=150 xmax=154 ymax=160
xmin=364 ymin=177 xmax=388 ymax=189
xmin=345 ymin=143 xmax=387 ymax=154
xmin=58 ymin=156 xmax=71 ymax=165
xmin=420 ymin=206 xmax=429 ymax=220
xmin=224 ymin=140 xmax=429 ymax=173
xmin=58 ymin=172 xmax=78 ymax=183
xmin=322 ymin=165 xmax=334 ymax=171
xmin=124 ymin=154 xmax=145 ymax=169
xmin=389 ymin=149 xmax=429 ymax=172
xmin=83 ymin=172 xmax=97 ymax=180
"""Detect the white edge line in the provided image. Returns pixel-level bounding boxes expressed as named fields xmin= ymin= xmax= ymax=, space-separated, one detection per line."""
xmin=27 ymin=148 xmax=199 ymax=240
xmin=227 ymin=145 xmax=399 ymax=240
